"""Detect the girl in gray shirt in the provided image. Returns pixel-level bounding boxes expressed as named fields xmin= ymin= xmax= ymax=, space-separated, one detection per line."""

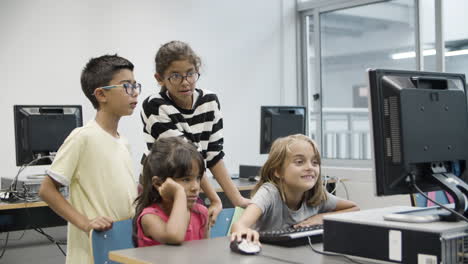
xmin=231 ymin=134 xmax=358 ymax=244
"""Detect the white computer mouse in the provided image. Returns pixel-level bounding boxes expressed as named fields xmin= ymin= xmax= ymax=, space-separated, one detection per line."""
xmin=230 ymin=238 xmax=261 ymax=255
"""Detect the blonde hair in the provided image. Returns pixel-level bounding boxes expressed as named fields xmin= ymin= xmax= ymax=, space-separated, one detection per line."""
xmin=252 ymin=134 xmax=327 ymax=207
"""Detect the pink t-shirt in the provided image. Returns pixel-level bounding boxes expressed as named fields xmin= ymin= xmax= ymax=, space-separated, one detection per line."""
xmin=136 ymin=203 xmax=208 ymax=247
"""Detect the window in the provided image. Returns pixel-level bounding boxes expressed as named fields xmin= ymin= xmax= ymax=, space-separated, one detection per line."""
xmin=444 ymin=0 xmax=468 ymax=78
xmin=301 ymin=0 xmax=416 ymax=166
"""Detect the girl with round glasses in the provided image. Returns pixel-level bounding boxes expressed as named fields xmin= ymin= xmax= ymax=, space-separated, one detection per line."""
xmin=140 ymin=41 xmax=250 ymax=227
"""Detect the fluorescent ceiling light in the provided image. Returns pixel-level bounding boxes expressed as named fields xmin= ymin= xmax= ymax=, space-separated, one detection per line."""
xmin=392 ymin=48 xmax=468 ymax=60
xmin=391 ymin=51 xmax=416 ymax=60
xmin=391 ymin=49 xmax=435 ymax=60
xmin=446 ymin=49 xmax=468 ymax=57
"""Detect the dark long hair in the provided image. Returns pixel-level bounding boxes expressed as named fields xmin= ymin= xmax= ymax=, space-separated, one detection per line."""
xmin=132 ymin=137 xmax=205 ymax=246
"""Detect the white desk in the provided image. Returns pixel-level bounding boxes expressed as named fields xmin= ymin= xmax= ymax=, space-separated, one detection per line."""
xmin=109 ymin=236 xmax=366 ymax=264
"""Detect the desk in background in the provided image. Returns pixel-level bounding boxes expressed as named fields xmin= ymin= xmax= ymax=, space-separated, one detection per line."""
xmin=0 ymin=178 xmax=255 ymax=232
xmin=0 ymin=177 xmax=345 ymax=232
xmin=199 ymin=178 xmax=256 ymax=208
xmin=109 ymin=236 xmax=353 ymax=264
xmin=0 ymin=201 xmax=66 ymax=232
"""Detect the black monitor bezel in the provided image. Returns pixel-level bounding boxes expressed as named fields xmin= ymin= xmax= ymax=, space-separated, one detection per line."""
xmin=14 ymin=105 xmax=83 ymax=166
xmin=368 ymin=69 xmax=468 ymax=196
xmin=259 ymin=105 xmax=307 ymax=154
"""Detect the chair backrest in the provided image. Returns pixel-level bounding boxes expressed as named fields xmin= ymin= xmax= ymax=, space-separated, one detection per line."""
xmin=210 ymin=207 xmax=245 ymax=238
xmin=412 ymin=162 xmax=460 ymax=207
xmin=210 ymin=208 xmax=235 ymax=238
xmin=412 ymin=191 xmax=452 ymax=207
xmin=90 ymin=219 xmax=134 ymax=264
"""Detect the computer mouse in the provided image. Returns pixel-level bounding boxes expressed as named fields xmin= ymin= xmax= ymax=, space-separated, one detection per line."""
xmin=230 ymin=238 xmax=261 ymax=255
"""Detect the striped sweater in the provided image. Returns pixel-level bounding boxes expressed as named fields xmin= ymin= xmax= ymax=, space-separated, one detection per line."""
xmin=140 ymin=88 xmax=225 ymax=168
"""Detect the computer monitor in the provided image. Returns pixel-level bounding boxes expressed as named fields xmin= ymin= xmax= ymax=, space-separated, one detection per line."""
xmin=260 ymin=106 xmax=306 ymax=154
xmin=368 ymin=69 xmax=468 ymax=221
xmin=14 ymin=105 xmax=83 ymax=166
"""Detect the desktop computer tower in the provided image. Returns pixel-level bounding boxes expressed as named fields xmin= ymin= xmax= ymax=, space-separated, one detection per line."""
xmin=323 ymin=206 xmax=468 ymax=263
xmin=1 ymin=177 xmax=68 ymax=200
xmin=1 ymin=178 xmax=43 ymax=193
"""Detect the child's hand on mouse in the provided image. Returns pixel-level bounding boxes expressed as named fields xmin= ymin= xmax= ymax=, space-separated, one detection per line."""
xmin=156 ymin=177 xmax=185 ymax=201
xmin=230 ymin=228 xmax=260 ymax=245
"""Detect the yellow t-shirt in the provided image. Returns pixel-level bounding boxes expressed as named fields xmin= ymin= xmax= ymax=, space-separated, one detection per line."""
xmin=47 ymin=120 xmax=137 ymax=264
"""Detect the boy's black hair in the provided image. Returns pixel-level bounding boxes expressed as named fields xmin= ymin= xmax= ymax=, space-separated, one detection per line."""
xmin=80 ymin=54 xmax=134 ymax=109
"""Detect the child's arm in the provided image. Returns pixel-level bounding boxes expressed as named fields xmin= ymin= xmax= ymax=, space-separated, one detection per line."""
xmin=200 ymin=176 xmax=222 ymax=227
xmin=141 ymin=178 xmax=190 ymax=244
xmin=204 ymin=220 xmax=210 ymax=239
xmin=210 ymin=160 xmax=250 ymax=208
xmin=39 ymin=176 xmax=113 ymax=233
xmin=294 ymin=199 xmax=359 ymax=228
xmin=230 ymin=204 xmax=262 ymax=244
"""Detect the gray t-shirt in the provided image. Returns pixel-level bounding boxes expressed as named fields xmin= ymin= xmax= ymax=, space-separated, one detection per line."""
xmin=251 ymin=182 xmax=339 ymax=231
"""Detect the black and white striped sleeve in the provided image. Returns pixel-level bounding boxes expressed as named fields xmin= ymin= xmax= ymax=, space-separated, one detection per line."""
xmin=205 ymin=94 xmax=225 ymax=168
xmin=141 ymin=96 xmax=184 ymax=153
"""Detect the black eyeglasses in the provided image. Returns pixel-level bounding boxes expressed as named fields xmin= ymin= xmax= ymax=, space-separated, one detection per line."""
xmin=166 ymin=72 xmax=200 ymax=85
xmin=99 ymin=83 xmax=142 ymax=96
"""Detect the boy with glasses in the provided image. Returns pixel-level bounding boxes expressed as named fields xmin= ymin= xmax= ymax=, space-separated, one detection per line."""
xmin=39 ymin=54 xmax=140 ymax=264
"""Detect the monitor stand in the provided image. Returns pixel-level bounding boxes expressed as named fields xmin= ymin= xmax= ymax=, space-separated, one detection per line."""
xmin=383 ymin=205 xmax=453 ymax=223
xmin=385 ymin=170 xmax=468 ymax=223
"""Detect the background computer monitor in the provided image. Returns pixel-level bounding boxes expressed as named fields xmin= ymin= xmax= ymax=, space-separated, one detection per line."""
xmin=14 ymin=105 xmax=83 ymax=166
xmin=368 ymin=69 xmax=468 ymax=220
xmin=260 ymin=106 xmax=306 ymax=154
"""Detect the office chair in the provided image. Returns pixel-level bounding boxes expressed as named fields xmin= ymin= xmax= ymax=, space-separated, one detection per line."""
xmin=210 ymin=208 xmax=235 ymax=238
xmin=90 ymin=219 xmax=134 ymax=264
xmin=411 ymin=191 xmax=453 ymax=207
xmin=411 ymin=161 xmax=459 ymax=208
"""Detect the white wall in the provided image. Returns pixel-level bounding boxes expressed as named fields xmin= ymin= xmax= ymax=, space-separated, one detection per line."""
xmin=323 ymin=167 xmax=411 ymax=209
xmin=0 ymin=0 xmax=298 ymax=185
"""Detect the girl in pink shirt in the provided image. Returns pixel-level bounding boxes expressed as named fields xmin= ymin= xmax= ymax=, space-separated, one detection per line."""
xmin=133 ymin=137 xmax=208 ymax=247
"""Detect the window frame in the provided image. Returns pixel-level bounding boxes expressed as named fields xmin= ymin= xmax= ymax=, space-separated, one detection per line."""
xmin=297 ymin=0 xmax=445 ymax=168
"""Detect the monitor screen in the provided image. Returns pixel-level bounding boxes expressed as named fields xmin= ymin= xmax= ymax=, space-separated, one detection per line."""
xmin=260 ymin=106 xmax=306 ymax=154
xmin=14 ymin=105 xmax=83 ymax=166
xmin=368 ymin=69 xmax=468 ymax=220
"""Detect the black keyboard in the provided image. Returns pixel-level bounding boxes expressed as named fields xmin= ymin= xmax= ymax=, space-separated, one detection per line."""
xmin=259 ymin=225 xmax=323 ymax=247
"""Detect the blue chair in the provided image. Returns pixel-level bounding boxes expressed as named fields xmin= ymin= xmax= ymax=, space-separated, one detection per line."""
xmin=412 ymin=191 xmax=452 ymax=207
xmin=210 ymin=207 xmax=245 ymax=238
xmin=412 ymin=161 xmax=459 ymax=208
xmin=210 ymin=208 xmax=235 ymax=238
xmin=90 ymin=219 xmax=134 ymax=264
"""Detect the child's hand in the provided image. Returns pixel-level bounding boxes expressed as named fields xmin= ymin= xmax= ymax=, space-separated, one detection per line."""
xmin=85 ymin=216 xmax=113 ymax=233
xmin=293 ymin=214 xmax=323 ymax=228
xmin=207 ymin=200 xmax=222 ymax=227
xmin=237 ymin=197 xmax=251 ymax=208
xmin=230 ymin=228 xmax=260 ymax=244
xmin=158 ymin=178 xmax=185 ymax=201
